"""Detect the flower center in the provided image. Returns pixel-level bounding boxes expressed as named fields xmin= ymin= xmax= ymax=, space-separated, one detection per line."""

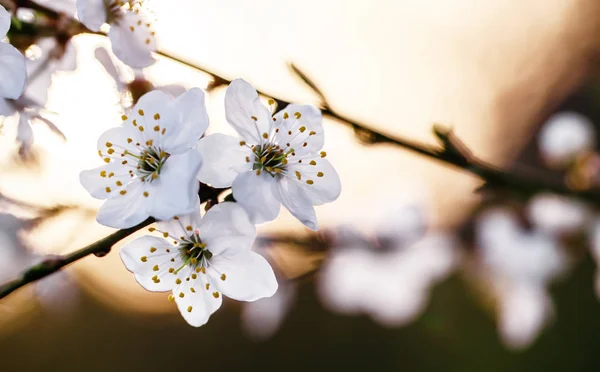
xmin=252 ymin=143 xmax=293 ymax=177
xmin=174 ymin=231 xmax=213 ymax=274
xmin=125 ymin=146 xmax=169 ymax=182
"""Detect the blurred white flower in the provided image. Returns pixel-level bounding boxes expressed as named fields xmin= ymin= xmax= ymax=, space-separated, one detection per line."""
xmin=79 ymin=88 xmax=207 ymax=228
xmin=120 ymin=202 xmax=278 ymax=327
xmin=538 ymin=111 xmax=595 ymax=168
xmin=527 ymin=193 xmax=590 ymax=236
xmin=35 ymin=0 xmax=77 ymax=15
xmin=318 ymin=204 xmax=459 ymax=327
xmin=35 ymin=270 xmax=80 ymax=313
xmin=476 ymin=208 xmax=568 ymax=349
xmin=197 ymin=79 xmax=341 ymax=230
xmin=76 ymin=0 xmax=157 ymax=68
xmin=0 ymin=5 xmax=27 ymax=100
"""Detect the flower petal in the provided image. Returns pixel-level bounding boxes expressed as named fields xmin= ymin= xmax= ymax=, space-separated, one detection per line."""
xmin=157 ymin=197 xmax=202 ymax=239
xmin=274 ymin=104 xmax=324 ymax=157
xmin=0 ymin=5 xmax=10 ymax=38
xmin=120 ymin=235 xmax=182 ymax=292
xmin=76 ymin=0 xmax=107 ymax=32
xmin=161 ymin=88 xmax=209 ymax=154
xmin=0 ymin=43 xmax=26 ymax=99
xmin=272 ymin=176 xmax=318 ymax=230
xmin=198 ymin=202 xmax=256 ymax=257
xmin=147 ymin=149 xmax=202 ymax=221
xmin=210 ymin=250 xmax=278 ymax=302
xmin=108 ymin=11 xmax=156 ymax=68
xmin=97 ymin=126 xmax=140 ymax=159
xmin=173 ymin=267 xmax=223 ymax=327
xmin=224 ymin=79 xmax=272 ymax=144
xmin=232 ymin=170 xmax=280 ymax=224
xmin=96 ymin=180 xmax=151 ymax=228
xmin=288 ymin=157 xmax=341 ymax=205
xmin=79 ymin=162 xmax=131 ymax=200
xmin=0 ymin=98 xmax=15 ymax=116
xmin=196 ymin=134 xmax=253 ymax=188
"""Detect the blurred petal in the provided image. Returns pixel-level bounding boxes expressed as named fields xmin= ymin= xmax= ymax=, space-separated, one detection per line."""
xmin=224 ymin=79 xmax=271 ymax=144
xmin=0 ymin=43 xmax=26 ymax=99
xmin=76 ymin=0 xmax=107 ymax=31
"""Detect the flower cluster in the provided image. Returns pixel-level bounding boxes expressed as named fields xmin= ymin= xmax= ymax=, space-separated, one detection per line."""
xmin=80 ymin=79 xmax=341 ymax=326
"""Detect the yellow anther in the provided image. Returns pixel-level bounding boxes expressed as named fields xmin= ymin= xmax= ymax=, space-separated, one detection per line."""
xmin=190 ymin=258 xmax=198 ymax=265
xmin=317 ymin=172 xmax=324 ymax=177
xmin=140 ymin=256 xmax=147 ymax=262
xmin=151 ymin=275 xmax=158 ymax=281
xmin=320 ymin=151 xmax=327 ymax=158
xmin=187 ymin=306 xmax=192 ymax=313
xmin=121 ymin=115 xmax=128 ymax=121
xmin=294 ymin=112 xmax=302 ymax=119
xmin=104 ymin=158 xmax=111 ymax=163
xmin=256 ymin=169 xmax=262 ymax=176
xmin=148 ymin=227 xmax=156 ymax=232
xmin=309 ymin=131 xmax=316 ymax=136
xmin=154 ymin=278 xmax=160 ymax=283
xmin=129 ymin=26 xmax=135 ymax=31
xmin=168 ymin=294 xmax=174 ymax=302
xmin=260 ymin=156 xmax=267 ymax=163
xmin=120 ymin=190 xmax=127 ymax=195
xmin=306 ymin=180 xmax=314 ymax=185
xmin=152 ymin=265 xmax=159 ymax=271
xmin=153 ymin=113 xmax=160 ymax=120
xmin=150 ymin=247 xmax=157 ymax=253
xmin=167 ymin=249 xmax=171 ymax=252
xmin=145 ymin=39 xmax=151 ymax=45
xmin=108 ymin=172 xmax=114 ymax=178
xmin=152 ymin=173 xmax=158 ymax=180
xmin=282 ymin=158 xmax=288 ymax=165
xmin=262 ymin=132 xmax=269 ymax=139
xmin=245 ymin=156 xmax=250 ymax=163
xmin=190 ymin=288 xmax=196 ymax=293
xmin=138 ymin=126 xmax=144 ymax=132
xmin=288 ymin=131 xmax=292 ymax=135
xmin=295 ymin=171 xmax=301 ymax=180
xmin=173 ymin=216 xmax=179 ymax=220
xmin=122 ymin=160 xmax=128 ymax=165
xmin=179 ymin=292 xmax=185 ymax=298
xmin=127 ymin=138 xmax=133 ymax=143
xmin=268 ymin=99 xmax=275 ymax=105
xmin=105 ymin=187 xmax=112 ymax=193
xmin=303 ymin=142 xmax=308 ymax=147
xmin=212 ymin=292 xmax=220 ymax=298
xmin=195 ymin=267 xmax=201 ymax=273
xmin=299 ymin=126 xmax=306 ymax=133
xmin=168 ymin=268 xmax=175 ymax=273
xmin=116 ymin=181 xmax=123 ymax=186
xmin=161 ymin=128 xmax=166 ymax=135
xmin=105 ymin=142 xmax=113 ymax=148
xmin=200 ymin=267 xmax=206 ymax=274
xmin=100 ymin=170 xmax=107 ymax=177
xmin=153 ymin=125 xmax=160 ymax=132
xmin=283 ymin=112 xmax=289 ymax=119
xmin=138 ymin=109 xmax=144 ymax=116
xmin=146 ymin=140 xmax=153 ymax=146
xmin=240 ymin=141 xmax=246 ymax=146
xmin=251 ymin=116 xmax=258 ymax=121
xmin=220 ymin=274 xmax=226 ymax=281
xmin=143 ymin=191 xmax=149 ymax=197
xmin=191 ymin=274 xmax=197 ymax=279
xmin=310 ymin=160 xmax=317 ymax=166
xmin=175 ymin=278 xmax=182 ymax=285
xmin=162 ymin=232 xmax=169 ymax=238
xmin=205 ymin=283 xmax=210 ymax=290
xmin=186 ymin=225 xmax=193 ymax=231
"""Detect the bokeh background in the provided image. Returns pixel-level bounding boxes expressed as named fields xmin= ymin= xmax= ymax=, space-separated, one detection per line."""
xmin=1 ymin=0 xmax=600 ymax=370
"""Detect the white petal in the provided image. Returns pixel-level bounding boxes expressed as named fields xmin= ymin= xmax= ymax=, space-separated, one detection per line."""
xmin=97 ymin=126 xmax=139 ymax=159
xmin=232 ymin=170 xmax=280 ymax=224
xmin=0 ymin=98 xmax=15 ymax=116
xmin=173 ymin=267 xmax=223 ymax=327
xmin=272 ymin=176 xmax=318 ymax=230
xmin=94 ymin=47 xmax=124 ymax=91
xmin=16 ymin=114 xmax=34 ymax=150
xmin=79 ymin=162 xmax=131 ymax=200
xmin=161 ymin=88 xmax=209 ymax=154
xmin=76 ymin=0 xmax=107 ymax=32
xmin=196 ymin=134 xmax=253 ymax=188
xmin=157 ymin=198 xmax=202 ymax=239
xmin=210 ymin=251 xmax=278 ymax=302
xmin=288 ymin=158 xmax=341 ymax=205
xmin=120 ymin=235 xmax=182 ymax=292
xmin=0 ymin=5 xmax=10 ymax=38
xmin=108 ymin=11 xmax=156 ymax=68
xmin=96 ymin=180 xmax=151 ymax=228
xmin=198 ymin=202 xmax=256 ymax=257
xmin=224 ymin=79 xmax=272 ymax=144
xmin=274 ymin=104 xmax=324 ymax=157
xmin=0 ymin=43 xmax=26 ymax=99
xmin=147 ymin=149 xmax=202 ymax=221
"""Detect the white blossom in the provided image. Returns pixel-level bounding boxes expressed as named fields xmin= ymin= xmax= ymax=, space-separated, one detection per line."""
xmin=197 ymin=79 xmax=341 ymax=230
xmin=80 ymin=88 xmax=208 ymax=228
xmin=527 ymin=193 xmax=591 ymax=236
xmin=120 ymin=202 xmax=278 ymax=327
xmin=0 ymin=5 xmax=26 ymax=100
xmin=76 ymin=0 xmax=156 ymax=68
xmin=476 ymin=208 xmax=568 ymax=349
xmin=538 ymin=111 xmax=595 ymax=168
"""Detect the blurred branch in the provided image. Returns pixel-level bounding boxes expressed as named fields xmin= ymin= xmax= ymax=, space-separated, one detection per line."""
xmin=0 ymin=218 xmax=154 ymax=299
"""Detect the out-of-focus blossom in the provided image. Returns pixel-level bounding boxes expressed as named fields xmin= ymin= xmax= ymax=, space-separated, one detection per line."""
xmin=76 ymin=0 xmax=157 ymax=68
xmin=35 ymin=0 xmax=77 ymax=15
xmin=120 ymin=202 xmax=278 ymax=327
xmin=0 ymin=5 xmax=27 ymax=99
xmin=35 ymin=268 xmax=80 ymax=313
xmin=538 ymin=111 xmax=595 ymax=168
xmin=197 ymin=79 xmax=341 ymax=230
xmin=79 ymin=88 xmax=207 ymax=228
xmin=318 ymin=204 xmax=459 ymax=327
xmin=476 ymin=208 xmax=568 ymax=350
xmin=526 ymin=193 xmax=591 ymax=236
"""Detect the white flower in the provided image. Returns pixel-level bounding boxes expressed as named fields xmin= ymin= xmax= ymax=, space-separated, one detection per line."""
xmin=120 ymin=202 xmax=278 ymax=327
xmin=0 ymin=5 xmax=27 ymax=99
xmin=80 ymin=88 xmax=208 ymax=228
xmin=197 ymin=79 xmax=341 ymax=230
xmin=538 ymin=111 xmax=595 ymax=168
xmin=476 ymin=208 xmax=568 ymax=349
xmin=76 ymin=0 xmax=156 ymax=68
xmin=526 ymin=193 xmax=591 ymax=236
